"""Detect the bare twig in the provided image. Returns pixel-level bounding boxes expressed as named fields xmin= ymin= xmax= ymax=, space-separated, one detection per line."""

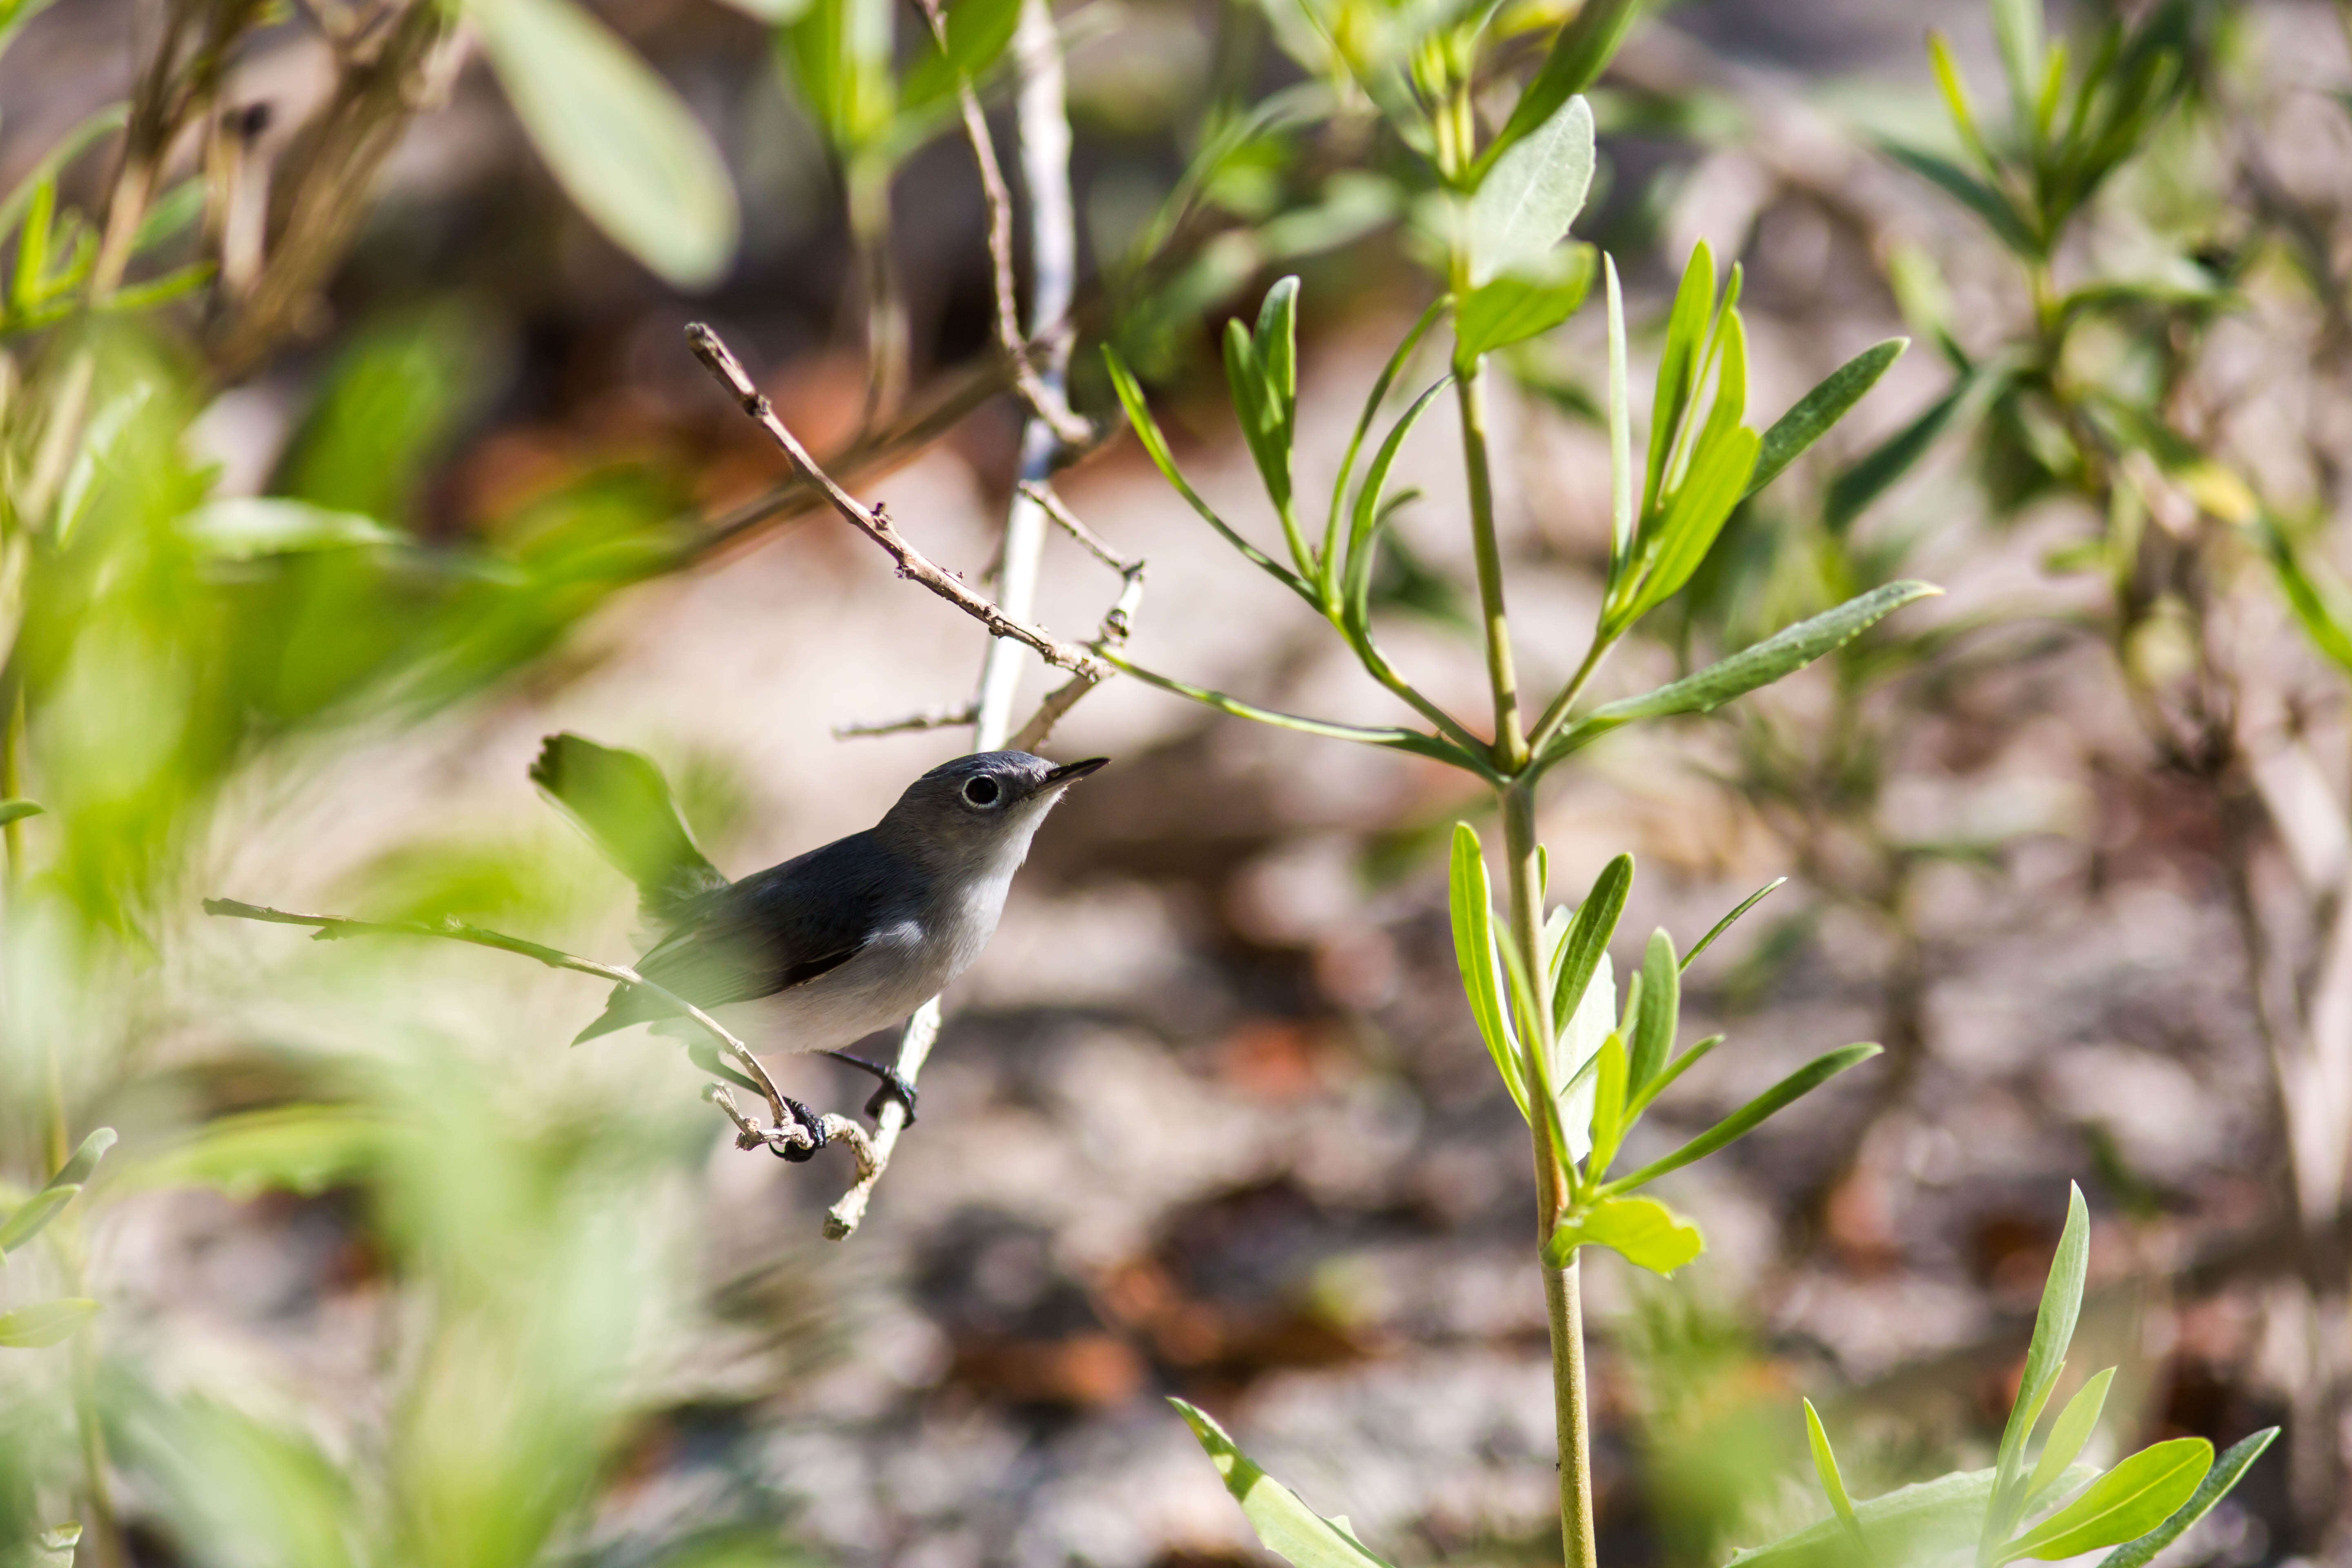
xmin=833 ymin=700 xmax=981 ymax=739
xmin=825 ymin=0 xmax=1090 ymax=1240
xmin=910 ymin=0 xmax=1091 ymax=447
xmin=684 ymin=323 xmax=1109 ymax=682
xmin=201 ymin=897 xmax=839 ymax=1157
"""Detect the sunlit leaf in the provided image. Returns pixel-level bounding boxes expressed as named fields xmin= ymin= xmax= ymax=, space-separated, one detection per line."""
xmin=2025 ymin=1368 xmax=2115 ymax=1503
xmin=1684 ymin=878 xmax=1784 ymax=971
xmin=1884 ymin=145 xmax=2039 ymax=254
xmin=0 ymin=1298 xmax=99 ymax=1348
xmin=1982 ymin=1184 xmax=2093 ymax=1552
xmin=1803 ymin=1399 xmax=1871 ymax=1560
xmin=1466 ymin=95 xmax=1594 ymax=287
xmin=1644 ymin=243 xmax=1716 ymax=516
xmin=0 ymin=1127 xmax=115 ymax=1255
xmin=1629 ymin=928 xmax=1678 ymax=1090
xmin=1999 ymin=1440 xmax=2212 ymax=1564
xmin=2094 ymin=1428 xmax=2278 ymax=1568
xmin=1746 ymin=339 xmax=1906 ymax=500
xmin=1586 ymin=1034 xmax=1629 ymax=1174
xmin=1482 ymin=0 xmax=1639 ymax=173
xmin=1455 ymin=246 xmax=1594 ymax=363
xmin=472 ymin=0 xmax=740 ymax=289
xmin=1728 ymin=1468 xmax=2024 ymax=1568
xmin=1552 ymin=853 xmax=1631 ymax=1038
xmin=1171 ymin=1399 xmax=1398 ymax=1567
xmin=0 ymin=799 xmax=41 ymax=826
xmin=1543 ymin=1193 xmax=1703 ymax=1273
xmin=1451 ymin=823 xmax=1527 ymax=1119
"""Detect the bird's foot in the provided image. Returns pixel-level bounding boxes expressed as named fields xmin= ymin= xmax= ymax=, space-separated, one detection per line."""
xmin=823 ymin=1049 xmax=918 ymax=1125
xmin=773 ymin=1096 xmax=830 ymax=1163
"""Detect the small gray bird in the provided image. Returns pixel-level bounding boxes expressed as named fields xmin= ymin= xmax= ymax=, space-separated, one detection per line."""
xmin=533 ymin=736 xmax=1106 ymax=1153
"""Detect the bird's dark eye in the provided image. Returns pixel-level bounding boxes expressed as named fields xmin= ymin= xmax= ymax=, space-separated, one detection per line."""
xmin=962 ymin=775 xmax=1002 ymax=807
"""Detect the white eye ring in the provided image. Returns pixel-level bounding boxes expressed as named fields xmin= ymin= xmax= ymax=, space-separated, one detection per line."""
xmin=962 ymin=775 xmax=1002 ymax=807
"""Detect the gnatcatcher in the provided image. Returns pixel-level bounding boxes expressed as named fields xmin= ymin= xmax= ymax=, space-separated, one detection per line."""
xmin=533 ymin=736 xmax=1105 ymax=1154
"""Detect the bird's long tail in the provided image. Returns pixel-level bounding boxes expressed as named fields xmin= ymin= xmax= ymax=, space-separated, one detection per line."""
xmin=531 ymin=733 xmax=730 ymax=921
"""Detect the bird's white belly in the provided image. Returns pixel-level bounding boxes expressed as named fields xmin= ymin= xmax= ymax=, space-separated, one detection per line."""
xmin=684 ymin=920 xmax=957 ymax=1057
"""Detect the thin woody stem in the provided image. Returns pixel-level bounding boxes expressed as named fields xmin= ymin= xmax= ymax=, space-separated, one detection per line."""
xmin=910 ymin=0 xmax=1091 ymax=446
xmin=201 ymin=898 xmax=811 ymax=1143
xmin=685 ymin=323 xmax=1109 ymax=682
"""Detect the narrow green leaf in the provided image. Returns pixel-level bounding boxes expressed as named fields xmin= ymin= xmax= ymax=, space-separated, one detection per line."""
xmin=1605 ymin=255 xmax=1634 ymax=571
xmin=1985 ymin=1184 xmax=2093 ymax=1553
xmin=1103 ymin=346 xmax=1314 ymax=602
xmin=2026 ymin=1368 xmax=2116 ymax=1503
xmin=1325 ymin=296 xmax=1449 ymax=602
xmin=1552 ymin=854 xmax=1632 ymax=1035
xmin=1450 ymin=823 xmax=1528 ymax=1120
xmin=1991 ymin=0 xmax=2046 ymax=139
xmin=1587 ymin=1035 xmax=1630 ymax=1176
xmin=1343 ymin=377 xmax=1454 ymax=628
xmin=1628 ymin=1034 xmax=1722 ymax=1119
xmin=2093 ymin=1428 xmax=2278 ymax=1568
xmin=1746 ymin=339 xmax=1907 ymax=501
xmin=0 ymin=800 xmax=40 ymax=827
xmin=132 ymin=178 xmax=204 ymax=254
xmin=1684 ymin=878 xmax=1785 ymax=971
xmin=1544 ymin=1192 xmax=1703 ymax=1273
xmin=1602 ymin=1043 xmax=1880 ymax=1195
xmin=900 ymin=0 xmax=1020 ymax=108
xmin=473 ymin=0 xmax=740 ymax=288
xmin=1557 ymin=952 xmax=1617 ymax=1163
xmin=1483 ymin=0 xmax=1641 ymax=173
xmin=1454 ymin=247 xmax=1595 ymax=363
xmin=1694 ymin=305 xmax=1750 ymax=470
xmin=1257 ymin=274 xmax=1301 ymax=414
xmin=129 ymin=1107 xmax=387 ymax=1201
xmin=1631 ymin=929 xmax=1678 ymax=1091
xmin=0 ymin=1298 xmax=99 ymax=1349
xmin=1824 ymin=370 xmax=1990 ymax=531
xmin=1467 ymin=95 xmax=1595 ymax=287
xmin=1884 ymin=145 xmax=2039 ymax=255
xmin=1626 ymin=421 xmax=1764 ymax=621
xmin=12 ymin=176 xmax=53 ymax=310
xmin=2000 ymin=1441 xmax=2212 ymax=1564
xmin=1223 ymin=317 xmax=1288 ymax=524
xmin=1645 ymin=243 xmax=1717 ymax=518
xmin=1927 ymin=31 xmax=1995 ymax=171
xmin=1804 ymin=1399 xmax=1870 ymax=1560
xmin=1565 ymin=581 xmax=1940 ymax=756
xmin=1170 ymin=1399 xmax=1399 ymax=1568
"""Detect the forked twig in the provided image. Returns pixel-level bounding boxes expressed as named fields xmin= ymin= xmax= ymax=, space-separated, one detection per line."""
xmin=684 ymin=323 xmax=1109 ymax=683
xmin=201 ymin=898 xmax=859 ymax=1163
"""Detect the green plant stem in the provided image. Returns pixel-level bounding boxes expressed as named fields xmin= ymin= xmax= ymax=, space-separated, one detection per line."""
xmin=848 ymin=152 xmax=907 ymax=429
xmin=1458 ymin=367 xmax=1529 ymax=773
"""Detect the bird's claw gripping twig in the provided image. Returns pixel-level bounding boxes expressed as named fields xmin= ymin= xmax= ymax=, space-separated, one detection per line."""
xmin=824 ymin=1049 xmax=920 ymax=1125
xmin=773 ymin=1096 xmax=830 ymax=1162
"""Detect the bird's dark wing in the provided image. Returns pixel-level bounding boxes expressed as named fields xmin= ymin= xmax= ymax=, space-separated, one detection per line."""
xmin=531 ymin=733 xmax=729 ymax=922
xmin=572 ymin=830 xmax=904 ymax=1043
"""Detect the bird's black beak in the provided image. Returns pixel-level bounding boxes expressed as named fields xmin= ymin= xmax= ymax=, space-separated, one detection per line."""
xmin=1041 ymin=757 xmax=1109 ymax=787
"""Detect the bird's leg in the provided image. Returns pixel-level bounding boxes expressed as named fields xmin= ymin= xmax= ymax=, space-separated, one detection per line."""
xmin=823 ymin=1049 xmax=919 ymax=1125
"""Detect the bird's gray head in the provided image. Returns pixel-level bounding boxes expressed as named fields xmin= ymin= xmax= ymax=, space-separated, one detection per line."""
xmin=876 ymin=750 xmax=1107 ymax=875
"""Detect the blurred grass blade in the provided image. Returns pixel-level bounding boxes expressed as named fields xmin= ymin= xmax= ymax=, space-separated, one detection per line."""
xmin=1601 ymin=1043 xmax=1880 ymax=1195
xmin=1543 ymin=1193 xmax=1702 ymax=1274
xmin=1630 ymin=929 xmax=1678 ymax=1090
xmin=178 ymin=498 xmax=403 ymax=560
xmin=2025 ymin=1368 xmax=2115 ymax=1503
xmin=0 ymin=1127 xmax=116 ymax=1255
xmin=0 ymin=1298 xmax=99 ymax=1348
xmin=1451 ymin=823 xmax=1528 ymax=1119
xmin=0 ymin=102 xmax=123 ymax=241
xmin=1883 ymin=145 xmax=2038 ymax=255
xmin=1928 ymin=31 xmax=1995 ymax=170
xmin=900 ymin=0 xmax=1021 ymax=107
xmin=1552 ymin=853 xmax=1632 ymax=1036
xmin=0 ymin=799 xmax=41 ymax=826
xmin=1998 ymin=1440 xmax=2212 ymax=1564
xmin=472 ymin=0 xmax=740 ymax=289
xmin=1746 ymin=339 xmax=1907 ymax=500
xmin=1481 ymin=0 xmax=1639 ymax=174
xmin=2093 ymin=1428 xmax=2278 ymax=1568
xmin=1171 ymin=1399 xmax=1399 ymax=1567
xmin=1684 ymin=878 xmax=1785 ymax=970
xmin=1803 ymin=1399 xmax=1871 ymax=1560
xmin=130 ymin=1106 xmax=391 ymax=1201
xmin=1991 ymin=0 xmax=2045 ymax=138
xmin=1466 ymin=95 xmax=1594 ymax=288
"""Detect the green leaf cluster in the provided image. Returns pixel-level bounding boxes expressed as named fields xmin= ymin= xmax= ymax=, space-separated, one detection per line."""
xmin=1757 ymin=1187 xmax=2276 ymax=1568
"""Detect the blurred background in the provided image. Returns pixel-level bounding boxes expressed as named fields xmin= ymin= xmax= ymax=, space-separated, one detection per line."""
xmin=0 ymin=0 xmax=2348 ymax=1563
